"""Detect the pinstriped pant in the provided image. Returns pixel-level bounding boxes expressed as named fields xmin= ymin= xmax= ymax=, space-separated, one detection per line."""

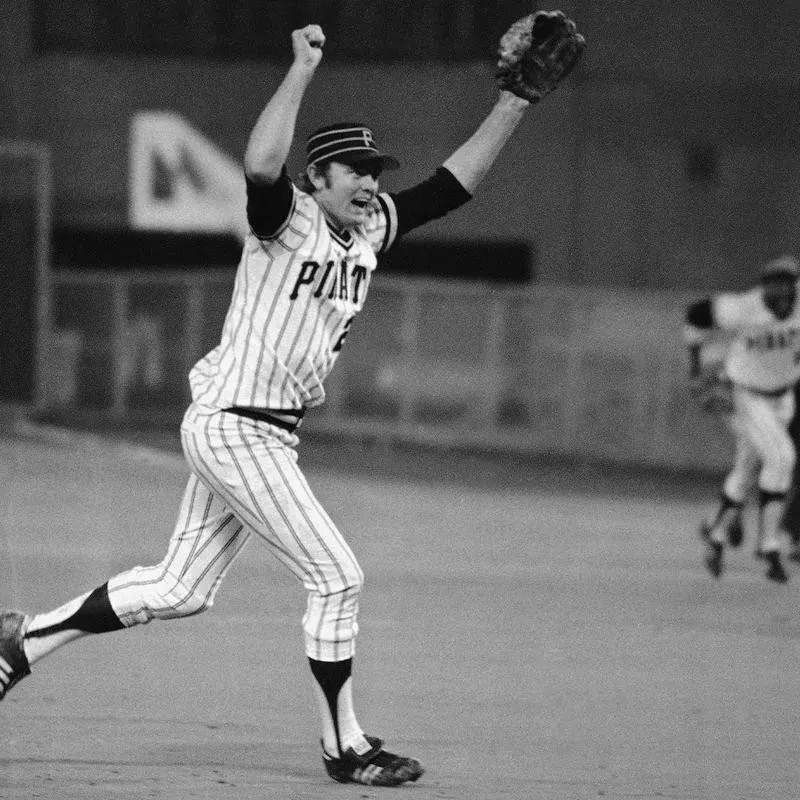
xmin=107 ymin=405 xmax=364 ymax=661
xmin=724 ymin=386 xmax=797 ymax=498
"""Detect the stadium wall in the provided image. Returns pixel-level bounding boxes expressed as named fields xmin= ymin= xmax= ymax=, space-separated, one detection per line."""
xmin=39 ymin=269 xmax=731 ymax=472
xmin=3 ymin=1 xmax=800 ymax=289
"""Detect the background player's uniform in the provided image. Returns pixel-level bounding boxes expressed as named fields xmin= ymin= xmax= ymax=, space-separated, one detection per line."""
xmin=687 ymin=270 xmax=800 ymax=580
xmin=711 ymin=285 xmax=800 ymax=508
xmin=107 ymin=165 xmax=470 ymax=662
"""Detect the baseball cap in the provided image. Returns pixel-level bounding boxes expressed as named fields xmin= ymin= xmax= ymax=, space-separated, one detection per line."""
xmin=306 ymin=122 xmax=400 ymax=171
xmin=759 ymin=254 xmax=800 ymax=281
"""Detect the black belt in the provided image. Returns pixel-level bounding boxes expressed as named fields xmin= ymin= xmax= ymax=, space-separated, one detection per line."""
xmin=225 ymin=406 xmax=305 ymax=433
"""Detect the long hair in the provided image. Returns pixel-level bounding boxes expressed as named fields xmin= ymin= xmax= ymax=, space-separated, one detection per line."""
xmin=296 ymin=161 xmax=331 ymax=194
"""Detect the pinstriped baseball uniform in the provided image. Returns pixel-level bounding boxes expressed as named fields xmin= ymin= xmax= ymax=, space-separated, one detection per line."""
xmin=107 ymin=162 xmax=470 ymax=661
xmin=189 ymin=178 xmax=398 ymax=411
xmin=712 ymin=283 xmax=800 ymax=497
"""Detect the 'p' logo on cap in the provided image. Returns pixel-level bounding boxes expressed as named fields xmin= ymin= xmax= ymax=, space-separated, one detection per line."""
xmin=306 ymin=122 xmax=399 ymax=171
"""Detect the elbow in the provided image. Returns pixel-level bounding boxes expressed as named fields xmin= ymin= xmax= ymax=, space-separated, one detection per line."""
xmin=244 ymin=150 xmax=284 ymax=186
xmin=245 ymin=164 xmax=283 ymax=186
xmin=442 ymin=159 xmax=479 ymax=196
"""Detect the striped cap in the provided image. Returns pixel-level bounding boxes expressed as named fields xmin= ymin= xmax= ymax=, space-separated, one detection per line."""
xmin=306 ymin=122 xmax=400 ymax=171
xmin=760 ymin=254 xmax=800 ymax=281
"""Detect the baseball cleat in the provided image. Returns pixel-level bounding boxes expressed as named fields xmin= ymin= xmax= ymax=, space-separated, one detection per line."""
xmin=763 ymin=552 xmax=789 ymax=583
xmin=704 ymin=540 xmax=724 ymax=578
xmin=0 ymin=610 xmax=31 ymax=701
xmin=322 ymin=735 xmax=424 ymax=787
xmin=699 ymin=522 xmax=724 ymax=578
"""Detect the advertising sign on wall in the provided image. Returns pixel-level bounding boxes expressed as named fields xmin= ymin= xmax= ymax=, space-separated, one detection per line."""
xmin=129 ymin=111 xmax=247 ymax=241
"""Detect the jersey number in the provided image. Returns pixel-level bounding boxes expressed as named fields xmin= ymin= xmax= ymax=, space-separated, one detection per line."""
xmin=333 ymin=317 xmax=354 ymax=352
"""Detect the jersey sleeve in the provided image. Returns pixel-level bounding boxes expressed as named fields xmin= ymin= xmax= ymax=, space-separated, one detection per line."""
xmin=361 ymin=167 xmax=473 ymax=256
xmin=712 ymin=290 xmax=754 ymax=331
xmin=245 ymin=167 xmax=296 ymax=239
xmin=390 ymin=167 xmax=472 ymax=237
xmin=361 ymin=193 xmax=399 ymax=254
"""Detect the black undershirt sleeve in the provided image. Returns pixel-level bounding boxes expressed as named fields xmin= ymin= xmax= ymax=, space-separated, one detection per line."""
xmin=390 ymin=167 xmax=472 ymax=237
xmin=245 ymin=167 xmax=295 ymax=239
xmin=686 ymin=298 xmax=714 ymax=378
xmin=686 ymin=298 xmax=714 ymax=328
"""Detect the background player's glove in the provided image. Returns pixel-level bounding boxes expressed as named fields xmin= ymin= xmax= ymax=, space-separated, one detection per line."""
xmin=689 ymin=371 xmax=734 ymax=416
xmin=496 ymin=10 xmax=586 ymax=104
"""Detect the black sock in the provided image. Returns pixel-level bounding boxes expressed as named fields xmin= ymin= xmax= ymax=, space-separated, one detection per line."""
xmin=308 ymin=657 xmax=352 ymax=755
xmin=25 ymin=583 xmax=124 ymax=639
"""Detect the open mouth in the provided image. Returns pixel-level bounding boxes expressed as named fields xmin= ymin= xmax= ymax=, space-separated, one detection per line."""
xmin=351 ymin=198 xmax=372 ymax=210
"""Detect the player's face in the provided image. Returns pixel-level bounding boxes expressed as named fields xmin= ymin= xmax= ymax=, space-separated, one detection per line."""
xmin=762 ymin=275 xmax=797 ymax=320
xmin=313 ymin=161 xmax=380 ymax=229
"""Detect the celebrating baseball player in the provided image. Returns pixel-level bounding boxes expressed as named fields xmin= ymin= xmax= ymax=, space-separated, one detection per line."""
xmin=0 ymin=14 xmax=584 ymax=787
xmin=685 ymin=254 xmax=800 ymax=583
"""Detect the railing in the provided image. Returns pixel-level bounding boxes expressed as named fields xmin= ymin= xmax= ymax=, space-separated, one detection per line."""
xmin=38 ymin=268 xmax=731 ymax=471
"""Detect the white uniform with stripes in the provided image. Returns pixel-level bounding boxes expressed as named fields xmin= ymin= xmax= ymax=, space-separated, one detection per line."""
xmin=106 ymin=178 xmax=400 ymax=662
xmin=713 ymin=285 xmax=800 ymax=499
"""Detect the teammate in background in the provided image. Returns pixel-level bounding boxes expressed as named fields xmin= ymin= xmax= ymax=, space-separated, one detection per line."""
xmin=0 ymin=18 xmax=584 ymax=787
xmin=780 ymin=383 xmax=800 ymax=561
xmin=685 ymin=254 xmax=800 ymax=583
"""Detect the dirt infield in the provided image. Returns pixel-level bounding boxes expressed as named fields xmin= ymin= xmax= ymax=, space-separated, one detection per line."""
xmin=2 ymin=424 xmax=799 ymax=799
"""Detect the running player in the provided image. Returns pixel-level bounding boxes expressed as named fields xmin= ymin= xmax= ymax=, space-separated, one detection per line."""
xmin=777 ymin=380 xmax=800 ymax=562
xmin=685 ymin=254 xmax=800 ymax=583
xmin=0 ymin=22 xmax=582 ymax=786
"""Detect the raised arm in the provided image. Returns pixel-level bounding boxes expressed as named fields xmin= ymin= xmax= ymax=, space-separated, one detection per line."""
xmin=244 ymin=25 xmax=325 ymax=185
xmin=389 ymin=11 xmax=584 ymax=236
xmin=442 ymin=92 xmax=531 ymax=194
xmin=444 ymin=9 xmax=584 ymax=193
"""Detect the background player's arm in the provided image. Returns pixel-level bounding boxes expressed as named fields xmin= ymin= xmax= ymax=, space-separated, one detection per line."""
xmin=685 ymin=298 xmax=715 ymax=379
xmin=244 ymin=25 xmax=325 ymax=185
xmin=684 ymin=297 xmax=733 ymax=413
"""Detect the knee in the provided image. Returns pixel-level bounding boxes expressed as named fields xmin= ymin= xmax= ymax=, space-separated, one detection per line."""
xmin=165 ymin=582 xmax=213 ymax=618
xmin=112 ymin=567 xmax=214 ymax=625
xmin=158 ymin=569 xmax=216 ymax=617
xmin=349 ymin=563 xmax=365 ymax=595
xmin=343 ymin=563 xmax=365 ymax=600
xmin=760 ymin=443 xmax=796 ymax=494
xmin=311 ymin=558 xmax=364 ymax=600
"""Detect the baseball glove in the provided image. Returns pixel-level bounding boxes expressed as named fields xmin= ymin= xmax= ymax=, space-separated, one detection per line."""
xmin=690 ymin=370 xmax=734 ymax=416
xmin=496 ymin=10 xmax=586 ymax=104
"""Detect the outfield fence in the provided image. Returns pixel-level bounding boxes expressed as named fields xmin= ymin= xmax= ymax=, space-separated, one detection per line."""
xmin=36 ymin=268 xmax=731 ymax=472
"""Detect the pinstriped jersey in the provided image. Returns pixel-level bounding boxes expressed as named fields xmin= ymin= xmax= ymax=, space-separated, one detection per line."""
xmin=714 ymin=283 xmax=800 ymax=391
xmin=190 ymin=179 xmax=399 ymax=410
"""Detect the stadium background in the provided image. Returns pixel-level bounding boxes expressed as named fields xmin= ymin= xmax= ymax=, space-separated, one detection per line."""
xmin=3 ymin=0 xmax=800 ymax=471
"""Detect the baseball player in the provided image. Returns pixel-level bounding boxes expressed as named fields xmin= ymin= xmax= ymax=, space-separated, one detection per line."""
xmin=0 ymin=16 xmax=584 ymax=786
xmin=778 ymin=381 xmax=800 ymax=561
xmin=685 ymin=254 xmax=800 ymax=583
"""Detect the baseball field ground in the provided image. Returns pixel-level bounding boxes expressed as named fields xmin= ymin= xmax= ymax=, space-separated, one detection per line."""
xmin=1 ymin=420 xmax=798 ymax=799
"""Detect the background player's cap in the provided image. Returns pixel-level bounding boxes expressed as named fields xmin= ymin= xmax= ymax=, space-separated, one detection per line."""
xmin=306 ymin=122 xmax=400 ymax=171
xmin=760 ymin=254 xmax=800 ymax=281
